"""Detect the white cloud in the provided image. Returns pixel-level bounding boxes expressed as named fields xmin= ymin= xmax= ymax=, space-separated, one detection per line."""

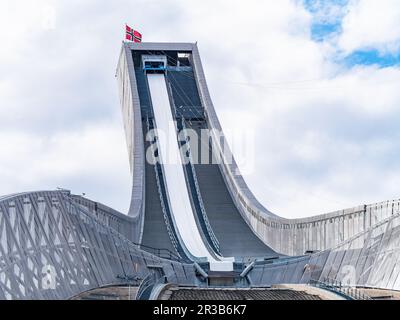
xmin=0 ymin=121 xmax=131 ymax=211
xmin=305 ymin=0 xmax=348 ymax=25
xmin=232 ymin=63 xmax=400 ymax=217
xmin=338 ymin=0 xmax=400 ymax=54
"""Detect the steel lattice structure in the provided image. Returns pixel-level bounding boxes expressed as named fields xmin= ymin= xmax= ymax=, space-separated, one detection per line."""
xmin=0 ymin=191 xmax=195 ymax=299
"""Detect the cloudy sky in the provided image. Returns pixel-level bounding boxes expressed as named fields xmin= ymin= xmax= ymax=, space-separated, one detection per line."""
xmin=1 ymin=0 xmax=400 ymax=218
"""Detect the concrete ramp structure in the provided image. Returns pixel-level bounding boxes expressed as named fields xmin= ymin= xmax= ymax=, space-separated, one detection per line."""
xmin=0 ymin=41 xmax=400 ymax=299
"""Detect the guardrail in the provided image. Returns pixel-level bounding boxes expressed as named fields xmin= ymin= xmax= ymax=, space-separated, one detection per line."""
xmin=136 ymin=271 xmax=169 ymax=300
xmin=136 ymin=272 xmax=159 ymax=300
xmin=146 ymin=117 xmax=186 ymax=259
xmin=163 ymin=72 xmax=219 ymax=254
xmin=136 ymin=242 xmax=182 ymax=262
xmin=179 ymin=118 xmax=221 ymax=254
xmin=309 ymin=278 xmax=371 ymax=300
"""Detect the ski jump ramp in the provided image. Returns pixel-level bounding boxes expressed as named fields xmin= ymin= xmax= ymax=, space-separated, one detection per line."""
xmin=147 ymin=73 xmax=233 ymax=271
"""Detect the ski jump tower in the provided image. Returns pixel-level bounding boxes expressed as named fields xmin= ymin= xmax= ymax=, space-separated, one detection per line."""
xmin=0 ymin=41 xmax=399 ymax=299
xmin=114 ymin=41 xmax=400 ymax=291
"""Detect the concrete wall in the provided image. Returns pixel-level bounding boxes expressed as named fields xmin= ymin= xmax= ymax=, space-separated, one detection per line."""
xmin=115 ymin=43 xmax=145 ymax=242
xmin=248 ymin=210 xmax=400 ymax=291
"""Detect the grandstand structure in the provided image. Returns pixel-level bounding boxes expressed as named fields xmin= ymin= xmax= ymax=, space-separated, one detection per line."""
xmin=1 ymin=42 xmax=400 ymax=299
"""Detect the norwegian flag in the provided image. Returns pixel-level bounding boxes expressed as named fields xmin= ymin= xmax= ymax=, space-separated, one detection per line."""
xmin=125 ymin=25 xmax=142 ymax=42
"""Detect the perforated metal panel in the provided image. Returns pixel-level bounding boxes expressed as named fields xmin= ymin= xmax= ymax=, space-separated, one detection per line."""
xmin=0 ymin=191 xmax=196 ymax=299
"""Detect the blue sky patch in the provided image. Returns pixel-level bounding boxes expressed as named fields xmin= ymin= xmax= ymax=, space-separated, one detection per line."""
xmin=310 ymin=22 xmax=341 ymax=42
xmin=302 ymin=0 xmax=400 ymax=68
xmin=303 ymin=0 xmax=348 ymax=42
xmin=343 ymin=49 xmax=400 ymax=68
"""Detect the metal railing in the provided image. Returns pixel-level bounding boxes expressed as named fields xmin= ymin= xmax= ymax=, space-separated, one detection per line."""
xmin=179 ymin=119 xmax=221 ymax=254
xmin=309 ymin=278 xmax=371 ymax=300
xmin=136 ymin=272 xmax=159 ymax=300
xmin=136 ymin=242 xmax=182 ymax=262
xmin=145 ymin=117 xmax=184 ymax=259
xmin=136 ymin=271 xmax=170 ymax=300
xmin=168 ymin=79 xmax=214 ymax=249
